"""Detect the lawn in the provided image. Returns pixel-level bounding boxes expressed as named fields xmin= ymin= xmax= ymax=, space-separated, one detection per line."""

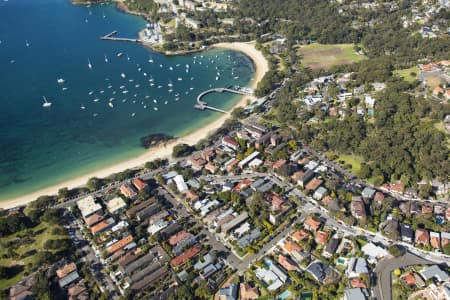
xmin=434 ymin=121 xmax=450 ymax=148
xmin=335 ymin=154 xmax=364 ymax=174
xmin=393 ymin=66 xmax=419 ymax=83
xmin=298 ymin=43 xmax=366 ymax=70
xmin=0 ymin=222 xmax=69 ymax=290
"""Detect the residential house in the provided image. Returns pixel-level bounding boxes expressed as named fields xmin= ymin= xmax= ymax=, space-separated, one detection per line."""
xmin=297 ymin=169 xmax=315 ymax=187
xmin=442 ymin=232 xmax=450 ymax=247
xmin=415 ymin=228 xmax=430 ymax=247
xmin=346 ymin=258 xmax=369 ymax=278
xmin=323 ymin=237 xmax=340 ymax=258
xmin=292 ymin=229 xmax=309 ymax=243
xmin=343 ymin=288 xmax=369 ymax=300
xmin=400 ymin=224 xmax=414 ymax=243
xmin=173 ymin=175 xmax=188 ymax=193
xmin=305 ymin=217 xmax=321 ymax=232
xmin=107 ymin=197 xmax=127 ymax=214
xmin=420 ymin=265 xmax=450 ymax=282
xmin=239 ymin=282 xmax=259 ymax=300
xmin=107 ymin=235 xmax=134 ymax=255
xmin=351 ymin=197 xmax=366 ymax=219
xmin=315 ymin=231 xmax=329 ymax=246
xmin=222 ymin=136 xmax=239 ymax=151
xmin=430 ymin=231 xmax=441 ymax=249
xmin=56 ymin=263 xmax=80 ymax=288
xmin=305 ymin=177 xmax=323 ymax=192
xmin=218 ymin=283 xmax=238 ymax=300
xmin=171 ymin=246 xmax=201 ymax=268
xmin=120 ymin=184 xmax=137 ymax=200
xmin=132 ymin=178 xmax=149 ymax=192
xmin=278 ymin=254 xmax=297 ymax=271
xmin=77 ymin=196 xmax=102 ymax=219
xmin=313 ymin=186 xmax=328 ymax=200
xmin=361 ymin=187 xmax=376 ymax=199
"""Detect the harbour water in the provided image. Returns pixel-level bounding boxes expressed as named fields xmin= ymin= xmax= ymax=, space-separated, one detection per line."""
xmin=0 ymin=0 xmax=254 ymax=201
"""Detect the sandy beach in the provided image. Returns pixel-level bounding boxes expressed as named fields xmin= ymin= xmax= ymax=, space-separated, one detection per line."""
xmin=0 ymin=42 xmax=268 ymax=210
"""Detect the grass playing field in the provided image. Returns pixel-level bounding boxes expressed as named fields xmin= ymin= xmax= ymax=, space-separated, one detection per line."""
xmin=298 ymin=43 xmax=366 ymax=70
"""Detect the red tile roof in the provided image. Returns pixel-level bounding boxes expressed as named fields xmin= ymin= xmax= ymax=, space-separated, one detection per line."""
xmin=283 ymin=241 xmax=302 ymax=254
xmin=350 ymin=277 xmax=367 ymax=288
xmin=120 ymin=184 xmax=137 ymax=198
xmin=315 ymin=231 xmax=329 ymax=245
xmin=305 ymin=217 xmax=321 ymax=231
xmin=171 ymin=246 xmax=201 ymax=268
xmin=107 ymin=235 xmax=133 ymax=254
xmin=169 ymin=230 xmax=190 ymax=246
xmin=305 ymin=178 xmax=323 ymax=191
xmin=402 ymin=273 xmax=416 ymax=286
xmin=56 ymin=263 xmax=77 ymax=279
xmin=273 ymin=159 xmax=287 ymax=169
xmin=292 ymin=230 xmax=309 ymax=243
xmin=90 ymin=220 xmax=112 ymax=235
xmin=278 ymin=254 xmax=296 ymax=271
xmin=132 ymin=178 xmax=148 ymax=191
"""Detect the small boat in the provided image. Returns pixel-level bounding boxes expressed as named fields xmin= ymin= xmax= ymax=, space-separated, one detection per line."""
xmin=104 ymin=54 xmax=108 ymax=63
xmin=128 ymin=79 xmax=134 ymax=83
xmin=108 ymin=102 xmax=114 ymax=108
xmin=144 ymin=105 xmax=147 ymax=109
xmin=131 ymin=113 xmax=136 ymax=117
xmin=143 ymin=72 xmax=147 ymax=77
xmin=145 ymin=95 xmax=150 ymax=99
xmin=169 ymin=66 xmax=173 ymax=71
xmin=157 ymin=85 xmax=162 ymax=88
xmin=57 ymin=78 xmax=65 ymax=84
xmin=25 ymin=40 xmax=29 ymax=47
xmin=153 ymin=99 xmax=157 ymax=103
xmin=138 ymin=67 xmax=142 ymax=72
xmin=93 ymin=98 xmax=99 ymax=102
xmin=88 ymin=91 xmax=94 ymax=95
xmin=10 ymin=59 xmax=15 ymax=64
xmin=100 ymin=90 xmax=104 ymax=94
xmin=121 ymin=72 xmax=126 ymax=78
xmin=164 ymin=101 xmax=168 ymax=104
xmin=186 ymin=64 xmax=189 ymax=68
xmin=93 ymin=113 xmax=98 ymax=117
xmin=62 ymin=87 xmax=68 ymax=91
xmin=122 ymin=99 xmax=126 ymax=103
xmin=148 ymin=56 xmax=154 ymax=63
xmin=153 ymin=107 xmax=158 ymax=111
xmin=117 ymin=52 xmax=123 ymax=57
xmin=150 ymin=83 xmax=154 ymax=86
xmin=189 ymin=87 xmax=194 ymax=90
xmin=119 ymin=85 xmax=125 ymax=89
xmin=102 ymin=12 xmax=106 ymax=19
xmin=234 ymin=76 xmax=239 ymax=79
xmin=122 ymin=90 xmax=129 ymax=94
xmin=81 ymin=105 xmax=86 ymax=110
xmin=177 ymin=77 xmax=182 ymax=81
xmin=126 ymin=54 xmax=130 ymax=61
xmin=176 ymin=64 xmax=180 ymax=67
xmin=109 ymin=97 xmax=115 ymax=101
xmin=88 ymin=59 xmax=93 ymax=70
xmin=168 ymin=81 xmax=173 ymax=87
xmin=159 ymin=64 xmax=163 ymax=68
xmin=42 ymin=96 xmax=52 ymax=108
xmin=135 ymin=84 xmax=140 ymax=88
xmin=112 ymin=91 xmax=116 ymax=95
xmin=168 ymin=89 xmax=173 ymax=93
xmin=216 ymin=76 xmax=219 ymax=81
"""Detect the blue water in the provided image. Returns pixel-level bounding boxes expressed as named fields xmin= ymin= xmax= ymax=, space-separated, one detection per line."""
xmin=0 ymin=0 xmax=254 ymax=201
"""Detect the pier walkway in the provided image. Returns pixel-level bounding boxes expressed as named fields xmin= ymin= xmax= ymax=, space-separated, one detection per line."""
xmin=194 ymin=87 xmax=253 ymax=114
xmin=100 ymin=31 xmax=141 ymax=43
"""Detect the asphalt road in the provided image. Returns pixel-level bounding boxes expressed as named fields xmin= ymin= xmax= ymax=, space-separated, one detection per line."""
xmin=373 ymin=253 xmax=434 ymax=300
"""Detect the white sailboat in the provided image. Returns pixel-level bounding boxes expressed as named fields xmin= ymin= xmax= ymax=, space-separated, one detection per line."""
xmin=88 ymin=59 xmax=93 ymax=70
xmin=104 ymin=54 xmax=108 ymax=63
xmin=108 ymin=102 xmax=114 ymax=108
xmin=25 ymin=40 xmax=29 ymax=47
xmin=57 ymin=78 xmax=65 ymax=84
xmin=81 ymin=104 xmax=86 ymax=110
xmin=42 ymin=96 xmax=52 ymax=107
xmin=117 ymin=52 xmax=123 ymax=57
xmin=121 ymin=72 xmax=126 ymax=78
xmin=126 ymin=54 xmax=130 ymax=61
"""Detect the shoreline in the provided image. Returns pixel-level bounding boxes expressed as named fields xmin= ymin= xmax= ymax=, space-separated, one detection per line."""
xmin=0 ymin=41 xmax=269 ymax=210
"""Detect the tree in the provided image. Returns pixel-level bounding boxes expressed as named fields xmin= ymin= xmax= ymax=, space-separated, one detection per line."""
xmin=172 ymin=143 xmax=194 ymax=157
xmin=194 ymin=281 xmax=211 ymax=299
xmin=86 ymin=177 xmax=102 ymax=191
